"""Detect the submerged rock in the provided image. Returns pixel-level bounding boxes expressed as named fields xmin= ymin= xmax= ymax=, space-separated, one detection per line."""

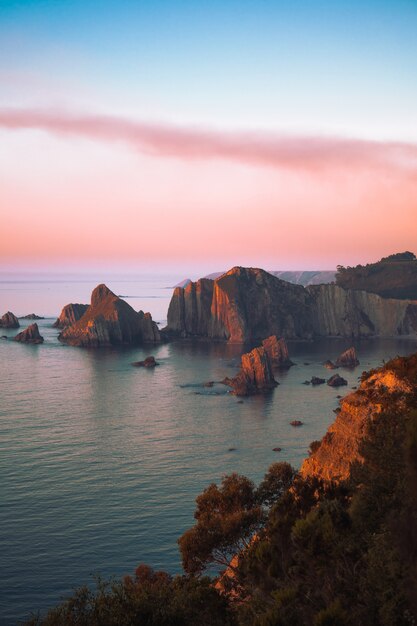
xmin=335 ymin=346 xmax=360 ymax=368
xmin=53 ymin=303 xmax=88 ymax=329
xmin=222 ymin=346 xmax=278 ymax=396
xmin=290 ymin=420 xmax=303 ymax=427
xmin=327 ymin=374 xmax=348 ymax=387
xmin=262 ymin=335 xmax=293 ymax=368
xmin=59 ymin=285 xmax=160 ymax=347
xmin=132 ymin=356 xmax=159 ymax=368
xmin=0 ymin=311 xmax=20 ymax=329
xmin=14 ymin=323 xmax=44 ymax=344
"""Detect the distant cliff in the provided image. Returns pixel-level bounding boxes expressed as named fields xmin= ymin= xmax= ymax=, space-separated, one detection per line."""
xmin=166 ymin=266 xmax=417 ymax=342
xmin=59 ymin=284 xmax=160 ymax=347
xmin=335 ymin=251 xmax=417 ymax=299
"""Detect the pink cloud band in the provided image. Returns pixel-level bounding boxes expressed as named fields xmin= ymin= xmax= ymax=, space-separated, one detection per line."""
xmin=1 ymin=107 xmax=416 ymax=173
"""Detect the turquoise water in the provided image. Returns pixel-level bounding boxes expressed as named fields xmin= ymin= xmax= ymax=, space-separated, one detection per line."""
xmin=0 ymin=275 xmax=416 ymax=624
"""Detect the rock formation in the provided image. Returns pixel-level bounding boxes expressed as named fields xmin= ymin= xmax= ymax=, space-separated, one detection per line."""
xmin=59 ymin=284 xmax=160 ymax=347
xmin=222 ymin=346 xmax=278 ymax=396
xmin=301 ymin=356 xmax=415 ymax=482
xmin=0 ymin=311 xmax=20 ymax=328
xmin=53 ymin=303 xmax=89 ymax=329
xmin=166 ymin=266 xmax=417 ymax=342
xmin=261 ymin=335 xmax=293 ymax=368
xmin=311 ymin=376 xmax=325 ymax=385
xmin=14 ymin=323 xmax=44 ymax=344
xmin=327 ymin=374 xmax=348 ymax=387
xmin=132 ymin=356 xmax=158 ymax=368
xmin=20 ymin=314 xmax=44 ymax=320
xmin=335 ymin=346 xmax=360 ymax=368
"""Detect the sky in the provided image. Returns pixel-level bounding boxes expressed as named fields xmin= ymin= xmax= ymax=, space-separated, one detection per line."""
xmin=1 ymin=0 xmax=416 ymax=274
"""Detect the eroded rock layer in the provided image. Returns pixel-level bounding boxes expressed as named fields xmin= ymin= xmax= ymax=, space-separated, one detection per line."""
xmin=223 ymin=346 xmax=277 ymax=396
xmin=53 ymin=303 xmax=88 ymax=329
xmin=166 ymin=266 xmax=417 ymax=342
xmin=59 ymin=284 xmax=160 ymax=347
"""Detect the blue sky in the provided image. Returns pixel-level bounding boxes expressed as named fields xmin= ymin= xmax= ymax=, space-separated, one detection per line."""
xmin=1 ymin=0 xmax=417 ymax=139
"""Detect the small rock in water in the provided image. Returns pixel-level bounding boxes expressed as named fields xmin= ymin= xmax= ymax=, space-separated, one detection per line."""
xmin=228 ymin=447 xmax=237 ymax=452
xmin=323 ymin=359 xmax=337 ymax=370
xmin=1 ymin=335 xmax=7 ymax=340
xmin=303 ymin=362 xmax=310 ymax=366
xmin=132 ymin=356 xmax=159 ymax=368
xmin=237 ymin=400 xmax=244 ymax=404
xmin=327 ymin=374 xmax=348 ymax=387
xmin=290 ymin=420 xmax=303 ymax=427
xmin=203 ymin=381 xmax=214 ymax=387
xmin=311 ymin=376 xmax=325 ymax=385
xmin=302 ymin=380 xmax=311 ymax=385
xmin=272 ymin=447 xmax=282 ymax=452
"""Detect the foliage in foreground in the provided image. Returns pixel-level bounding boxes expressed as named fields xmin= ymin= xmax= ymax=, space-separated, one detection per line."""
xmin=26 ymin=355 xmax=417 ymax=626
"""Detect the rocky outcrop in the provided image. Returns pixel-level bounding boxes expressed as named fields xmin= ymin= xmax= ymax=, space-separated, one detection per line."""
xmin=14 ymin=323 xmax=44 ymax=344
xmin=335 ymin=347 xmax=360 ymax=368
xmin=53 ymin=303 xmax=89 ymax=329
xmin=327 ymin=374 xmax=347 ymax=387
xmin=166 ymin=266 xmax=417 ymax=342
xmin=222 ymin=346 xmax=278 ymax=396
xmin=262 ymin=335 xmax=293 ymax=368
xmin=59 ymin=284 xmax=161 ymax=347
xmin=311 ymin=376 xmax=325 ymax=385
xmin=20 ymin=314 xmax=44 ymax=320
xmin=301 ymin=357 xmax=415 ymax=482
xmin=132 ymin=356 xmax=158 ymax=368
xmin=0 ymin=311 xmax=20 ymax=328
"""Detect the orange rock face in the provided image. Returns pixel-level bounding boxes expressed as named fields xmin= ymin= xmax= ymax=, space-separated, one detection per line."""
xmin=59 ymin=284 xmax=160 ymax=347
xmin=53 ymin=303 xmax=89 ymax=329
xmin=223 ymin=346 xmax=278 ymax=396
xmin=262 ymin=335 xmax=293 ymax=368
xmin=300 ymin=361 xmax=414 ymax=482
xmin=335 ymin=346 xmax=360 ymax=367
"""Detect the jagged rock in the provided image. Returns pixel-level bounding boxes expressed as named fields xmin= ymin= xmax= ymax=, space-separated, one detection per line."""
xmin=327 ymin=374 xmax=348 ymax=387
xmin=14 ymin=323 xmax=44 ymax=344
xmin=222 ymin=346 xmax=278 ymax=396
xmin=59 ymin=284 xmax=161 ymax=347
xmin=53 ymin=303 xmax=89 ymax=329
xmin=311 ymin=376 xmax=326 ymax=385
xmin=20 ymin=314 xmax=44 ymax=320
xmin=335 ymin=346 xmax=360 ymax=368
xmin=165 ymin=266 xmax=417 ymax=342
xmin=132 ymin=356 xmax=158 ymax=368
xmin=290 ymin=420 xmax=303 ymax=426
xmin=0 ymin=311 xmax=20 ymax=328
xmin=323 ymin=360 xmax=337 ymax=369
xmin=262 ymin=335 xmax=293 ymax=368
xmin=301 ymin=355 xmax=415 ymax=482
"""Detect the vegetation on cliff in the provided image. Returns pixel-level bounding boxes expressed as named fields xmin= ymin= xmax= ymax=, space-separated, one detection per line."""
xmin=25 ymin=353 xmax=417 ymax=625
xmin=336 ymin=251 xmax=417 ymax=299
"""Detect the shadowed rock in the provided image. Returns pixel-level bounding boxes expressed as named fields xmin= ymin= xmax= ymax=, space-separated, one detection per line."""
xmin=59 ymin=284 xmax=160 ymax=347
xmin=290 ymin=420 xmax=303 ymax=426
xmin=311 ymin=376 xmax=326 ymax=385
xmin=53 ymin=303 xmax=88 ymax=329
xmin=20 ymin=314 xmax=44 ymax=320
xmin=323 ymin=360 xmax=337 ymax=369
xmin=132 ymin=356 xmax=158 ymax=368
xmin=0 ymin=311 xmax=20 ymax=329
xmin=262 ymin=335 xmax=293 ymax=368
xmin=222 ymin=346 xmax=278 ymax=396
xmin=335 ymin=346 xmax=360 ymax=368
xmin=327 ymin=374 xmax=348 ymax=387
xmin=14 ymin=323 xmax=44 ymax=344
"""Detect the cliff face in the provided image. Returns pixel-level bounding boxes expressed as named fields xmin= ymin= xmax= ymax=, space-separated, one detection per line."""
xmin=166 ymin=266 xmax=417 ymax=342
xmin=53 ymin=303 xmax=89 ymax=329
xmin=300 ymin=361 xmax=415 ymax=482
xmin=59 ymin=284 xmax=161 ymax=347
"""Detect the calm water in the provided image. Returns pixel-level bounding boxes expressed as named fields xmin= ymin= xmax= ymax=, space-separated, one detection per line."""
xmin=1 ymin=275 xmax=416 ymax=624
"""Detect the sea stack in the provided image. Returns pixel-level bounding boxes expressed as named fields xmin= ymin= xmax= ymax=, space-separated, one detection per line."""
xmin=335 ymin=347 xmax=360 ymax=368
xmin=53 ymin=303 xmax=88 ymax=329
xmin=59 ymin=284 xmax=161 ymax=347
xmin=222 ymin=346 xmax=278 ymax=396
xmin=14 ymin=323 xmax=44 ymax=344
xmin=0 ymin=311 xmax=20 ymax=329
xmin=262 ymin=335 xmax=293 ymax=368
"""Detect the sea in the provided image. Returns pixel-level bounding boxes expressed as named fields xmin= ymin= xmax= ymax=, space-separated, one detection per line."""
xmin=0 ymin=272 xmax=416 ymax=624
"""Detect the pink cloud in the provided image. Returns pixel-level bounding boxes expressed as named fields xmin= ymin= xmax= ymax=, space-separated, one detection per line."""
xmin=1 ymin=107 xmax=417 ymax=174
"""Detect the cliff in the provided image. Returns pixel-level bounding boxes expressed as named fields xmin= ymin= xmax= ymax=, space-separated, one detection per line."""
xmin=59 ymin=284 xmax=160 ymax=347
xmin=14 ymin=323 xmax=44 ymax=344
xmin=53 ymin=303 xmax=88 ymax=329
xmin=300 ymin=357 xmax=416 ymax=482
xmin=166 ymin=266 xmax=417 ymax=342
xmin=0 ymin=311 xmax=20 ymax=328
xmin=335 ymin=251 xmax=417 ymax=299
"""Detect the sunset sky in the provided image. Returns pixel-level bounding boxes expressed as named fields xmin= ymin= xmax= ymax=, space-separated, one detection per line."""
xmin=1 ymin=0 xmax=416 ymax=274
